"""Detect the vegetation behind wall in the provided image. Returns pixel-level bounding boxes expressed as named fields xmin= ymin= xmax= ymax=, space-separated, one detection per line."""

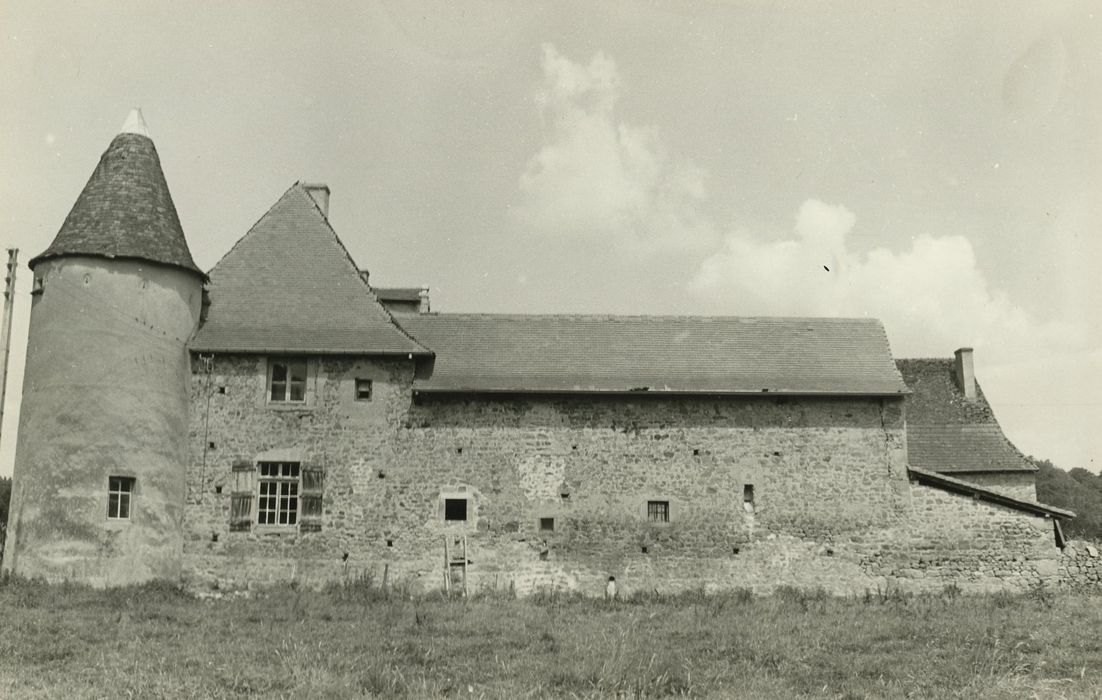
xmin=1034 ymin=458 xmax=1102 ymax=541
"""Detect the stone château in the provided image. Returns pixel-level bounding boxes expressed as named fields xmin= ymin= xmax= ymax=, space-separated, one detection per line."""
xmin=2 ymin=111 xmax=1088 ymax=595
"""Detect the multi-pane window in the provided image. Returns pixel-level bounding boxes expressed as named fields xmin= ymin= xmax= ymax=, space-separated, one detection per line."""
xmin=269 ymin=359 xmax=307 ymax=403
xmin=257 ymin=461 xmax=300 ymax=525
xmin=107 ymin=476 xmax=135 ymax=519
xmin=647 ymin=500 xmax=670 ymax=523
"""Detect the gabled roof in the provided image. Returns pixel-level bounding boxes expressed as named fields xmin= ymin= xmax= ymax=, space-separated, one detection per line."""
xmin=401 ymin=314 xmax=907 ymax=395
xmin=897 ymin=359 xmax=1036 ymax=473
xmin=30 ymin=110 xmax=203 ymax=277
xmin=189 ymin=183 xmax=429 ymax=355
xmin=908 ymin=467 xmax=1073 ymax=519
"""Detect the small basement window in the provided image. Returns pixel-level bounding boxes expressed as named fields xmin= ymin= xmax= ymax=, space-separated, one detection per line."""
xmin=107 ymin=476 xmax=136 ymax=519
xmin=647 ymin=500 xmax=669 ymax=523
xmin=539 ymin=517 xmax=555 ymax=532
xmin=743 ymin=484 xmax=755 ymax=513
xmin=444 ymin=498 xmax=468 ymax=522
xmin=355 ymin=378 xmax=373 ymax=401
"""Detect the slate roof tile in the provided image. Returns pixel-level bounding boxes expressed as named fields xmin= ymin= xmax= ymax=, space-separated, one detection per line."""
xmin=190 ymin=184 xmax=429 ymax=355
xmin=31 ymin=131 xmax=203 ymax=276
xmin=897 ymin=358 xmax=1036 ymax=473
xmin=401 ymin=314 xmax=907 ymax=395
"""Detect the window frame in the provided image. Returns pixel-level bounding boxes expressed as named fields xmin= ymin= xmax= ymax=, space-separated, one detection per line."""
xmin=354 ymin=378 xmax=373 ymax=401
xmin=107 ymin=476 xmax=136 ymax=520
xmin=646 ymin=500 xmax=670 ymax=524
xmin=256 ymin=461 xmax=301 ymax=527
xmin=267 ymin=358 xmax=308 ymax=404
xmin=444 ymin=497 xmax=469 ymax=523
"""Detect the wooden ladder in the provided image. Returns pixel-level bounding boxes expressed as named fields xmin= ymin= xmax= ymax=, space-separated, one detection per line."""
xmin=443 ymin=535 xmax=468 ymax=597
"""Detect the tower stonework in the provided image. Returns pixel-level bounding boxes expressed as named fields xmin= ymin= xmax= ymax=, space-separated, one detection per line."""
xmin=1 ymin=111 xmax=204 ymax=586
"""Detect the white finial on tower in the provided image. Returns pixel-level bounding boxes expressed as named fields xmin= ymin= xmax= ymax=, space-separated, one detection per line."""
xmin=119 ymin=108 xmax=151 ymax=137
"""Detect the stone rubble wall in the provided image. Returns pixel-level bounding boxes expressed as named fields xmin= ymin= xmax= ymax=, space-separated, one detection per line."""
xmin=181 ymin=354 xmax=1081 ymax=597
xmin=1059 ymin=540 xmax=1102 ymax=589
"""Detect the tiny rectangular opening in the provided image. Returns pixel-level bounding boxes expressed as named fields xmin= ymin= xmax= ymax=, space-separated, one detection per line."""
xmin=743 ymin=484 xmax=755 ymax=513
xmin=444 ymin=498 xmax=468 ymax=522
xmin=539 ymin=517 xmax=555 ymax=532
xmin=647 ymin=500 xmax=669 ymax=523
xmin=355 ymin=378 xmax=372 ymax=401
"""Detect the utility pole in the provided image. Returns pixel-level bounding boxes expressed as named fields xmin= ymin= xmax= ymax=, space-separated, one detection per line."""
xmin=0 ymin=249 xmax=17 ymax=445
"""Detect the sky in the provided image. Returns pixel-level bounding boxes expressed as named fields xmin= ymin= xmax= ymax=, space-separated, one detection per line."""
xmin=0 ymin=1 xmax=1099 ymax=476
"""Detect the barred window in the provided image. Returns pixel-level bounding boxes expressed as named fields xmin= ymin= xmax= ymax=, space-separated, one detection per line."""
xmin=107 ymin=476 xmax=135 ymax=520
xmin=268 ymin=359 xmax=307 ymax=403
xmin=647 ymin=500 xmax=669 ymax=523
xmin=257 ymin=462 xmax=300 ymax=526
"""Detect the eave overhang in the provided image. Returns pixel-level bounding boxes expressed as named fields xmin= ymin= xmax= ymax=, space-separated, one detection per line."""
xmin=908 ymin=466 xmax=1075 ymax=520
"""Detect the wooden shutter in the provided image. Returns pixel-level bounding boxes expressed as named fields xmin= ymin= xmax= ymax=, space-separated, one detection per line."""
xmin=300 ymin=463 xmax=325 ymax=532
xmin=229 ymin=460 xmax=255 ymax=531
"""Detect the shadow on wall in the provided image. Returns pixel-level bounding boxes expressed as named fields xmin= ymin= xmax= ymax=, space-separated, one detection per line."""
xmin=0 ymin=476 xmax=10 ymax=559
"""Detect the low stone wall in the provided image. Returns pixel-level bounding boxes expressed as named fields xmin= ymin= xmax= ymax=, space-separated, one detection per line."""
xmin=1059 ymin=540 xmax=1102 ymax=589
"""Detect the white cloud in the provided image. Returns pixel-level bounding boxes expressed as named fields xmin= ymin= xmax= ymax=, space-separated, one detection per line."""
xmin=690 ymin=198 xmax=1087 ymax=364
xmin=516 ymin=44 xmax=715 ymax=253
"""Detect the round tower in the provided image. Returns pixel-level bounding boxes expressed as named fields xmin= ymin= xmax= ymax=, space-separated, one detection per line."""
xmin=1 ymin=110 xmax=205 ymax=586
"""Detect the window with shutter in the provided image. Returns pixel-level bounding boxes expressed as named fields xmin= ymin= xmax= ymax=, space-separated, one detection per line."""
xmin=300 ymin=463 xmax=325 ymax=532
xmin=230 ymin=460 xmax=256 ymax=531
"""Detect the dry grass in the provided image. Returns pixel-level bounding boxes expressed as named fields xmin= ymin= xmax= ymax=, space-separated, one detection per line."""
xmin=1 ymin=576 xmax=1101 ymax=698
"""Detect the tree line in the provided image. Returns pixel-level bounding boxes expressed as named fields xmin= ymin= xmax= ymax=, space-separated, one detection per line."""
xmin=1034 ymin=458 xmax=1102 ymax=541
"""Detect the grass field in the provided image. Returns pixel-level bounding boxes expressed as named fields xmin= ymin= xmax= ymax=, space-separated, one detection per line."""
xmin=1 ymin=577 xmax=1100 ymax=699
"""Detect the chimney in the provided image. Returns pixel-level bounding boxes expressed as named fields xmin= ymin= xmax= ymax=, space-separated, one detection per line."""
xmin=954 ymin=347 xmax=976 ymax=401
xmin=418 ymin=285 xmax=430 ymax=314
xmin=302 ymin=183 xmax=330 ymax=218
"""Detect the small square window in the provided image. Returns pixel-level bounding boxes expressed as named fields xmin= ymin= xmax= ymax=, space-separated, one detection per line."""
xmin=444 ymin=498 xmax=468 ymax=522
xmin=355 ymin=379 xmax=372 ymax=401
xmin=539 ymin=517 xmax=555 ymax=532
xmin=743 ymin=484 xmax=755 ymax=513
xmin=647 ymin=500 xmax=669 ymax=523
xmin=268 ymin=358 xmax=307 ymax=403
xmin=107 ymin=476 xmax=136 ymax=520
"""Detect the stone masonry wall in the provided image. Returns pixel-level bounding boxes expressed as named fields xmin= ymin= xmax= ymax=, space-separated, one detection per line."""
xmin=949 ymin=472 xmax=1037 ymax=501
xmin=182 ymin=354 xmax=1068 ymax=597
xmin=860 ymin=480 xmax=1059 ymax=593
xmin=1059 ymin=540 xmax=1102 ymax=589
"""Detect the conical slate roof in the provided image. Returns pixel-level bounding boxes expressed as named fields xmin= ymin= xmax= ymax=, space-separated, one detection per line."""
xmin=30 ymin=109 xmax=203 ymax=276
xmin=190 ymin=183 xmax=430 ymax=355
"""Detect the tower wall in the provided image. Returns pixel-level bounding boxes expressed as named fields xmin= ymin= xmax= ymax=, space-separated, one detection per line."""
xmin=2 ymin=256 xmax=202 ymax=586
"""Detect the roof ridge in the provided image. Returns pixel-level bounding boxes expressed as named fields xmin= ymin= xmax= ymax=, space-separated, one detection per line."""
xmin=202 ymin=182 xmax=302 ymax=276
xmin=297 ymin=184 xmax=430 ymax=354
